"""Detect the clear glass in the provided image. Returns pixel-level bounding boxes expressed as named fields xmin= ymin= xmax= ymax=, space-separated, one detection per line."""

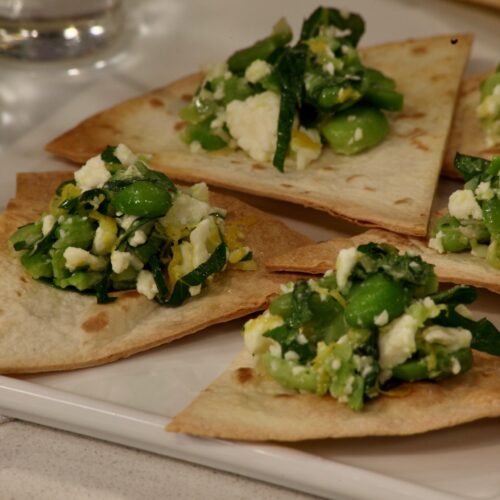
xmin=0 ymin=0 xmax=124 ymax=60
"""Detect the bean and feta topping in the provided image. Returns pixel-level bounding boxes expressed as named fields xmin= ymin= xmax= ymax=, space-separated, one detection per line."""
xmin=9 ymin=145 xmax=254 ymax=304
xmin=179 ymin=7 xmax=403 ymax=172
xmin=430 ymin=153 xmax=500 ymax=269
xmin=243 ymin=243 xmax=500 ymax=410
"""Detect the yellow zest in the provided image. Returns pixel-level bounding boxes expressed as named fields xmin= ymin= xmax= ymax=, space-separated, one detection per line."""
xmin=49 ymin=183 xmax=81 ymax=216
xmin=291 ymin=129 xmax=321 ymax=151
xmin=89 ymin=210 xmax=118 ymax=255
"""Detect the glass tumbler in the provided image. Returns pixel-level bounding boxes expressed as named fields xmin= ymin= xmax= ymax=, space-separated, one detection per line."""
xmin=0 ymin=0 xmax=124 ymax=60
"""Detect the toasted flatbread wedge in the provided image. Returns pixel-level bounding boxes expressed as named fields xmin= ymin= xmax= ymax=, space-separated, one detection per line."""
xmin=0 ymin=172 xmax=310 ymax=374
xmin=46 ymin=34 xmax=472 ymax=237
xmin=444 ymin=70 xmax=500 ymax=179
xmin=167 ymin=349 xmax=500 ymax=441
xmin=265 ymin=228 xmax=500 ymax=294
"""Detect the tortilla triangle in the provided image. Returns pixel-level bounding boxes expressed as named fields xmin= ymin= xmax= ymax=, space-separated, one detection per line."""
xmin=167 ymin=349 xmax=500 ymax=441
xmin=443 ymin=69 xmax=500 ymax=179
xmin=265 ymin=228 xmax=500 ymax=294
xmin=46 ymin=34 xmax=472 ymax=237
xmin=0 ymin=172 xmax=310 ymax=373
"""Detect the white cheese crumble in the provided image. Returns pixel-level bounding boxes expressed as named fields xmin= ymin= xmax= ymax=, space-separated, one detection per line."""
xmin=41 ymin=214 xmax=56 ymax=236
xmin=118 ymin=215 xmax=138 ymax=231
xmin=323 ymin=62 xmax=335 ymax=75
xmin=269 ymin=343 xmax=282 ymax=358
xmin=378 ymin=314 xmax=418 ymax=381
xmin=115 ymin=143 xmax=136 ymax=165
xmin=226 ymin=91 xmax=280 ymax=163
xmin=189 ymin=285 xmax=202 ymax=297
xmin=111 ymin=250 xmax=131 ymax=274
xmin=284 ymin=350 xmax=299 ymax=361
xmin=448 ymin=189 xmax=483 ymax=220
xmin=245 ymin=59 xmax=272 ymax=83
xmin=451 ymin=357 xmax=461 ymax=375
xmin=292 ymin=366 xmax=306 ymax=376
xmin=189 ymin=141 xmax=203 ymax=154
xmin=129 ymin=229 xmax=147 ymax=247
xmin=136 ymin=270 xmax=158 ymax=300
xmin=74 ymin=155 xmax=111 ymax=192
xmin=475 ymin=181 xmax=495 ymax=201
xmin=243 ymin=310 xmax=283 ymax=355
xmin=296 ymin=332 xmax=308 ymax=345
xmin=331 ymin=358 xmax=341 ymax=370
xmin=63 ymin=247 xmax=106 ymax=272
xmin=374 ymin=310 xmax=389 ymax=326
xmin=428 ymin=231 xmax=445 ymax=253
xmin=422 ymin=325 xmax=472 ymax=352
xmin=335 ymin=247 xmax=360 ymax=291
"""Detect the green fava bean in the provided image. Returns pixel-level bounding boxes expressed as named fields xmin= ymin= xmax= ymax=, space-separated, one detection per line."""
xmin=112 ymin=181 xmax=172 ymax=217
xmin=320 ymin=105 xmax=390 ymax=155
xmin=344 ymin=273 xmax=411 ymax=329
xmin=440 ymin=226 xmax=470 ymax=252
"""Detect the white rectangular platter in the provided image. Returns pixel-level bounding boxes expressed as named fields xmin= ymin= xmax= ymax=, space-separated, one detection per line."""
xmin=1 ymin=189 xmax=499 ymax=500
xmin=1 ymin=0 xmax=499 ymax=498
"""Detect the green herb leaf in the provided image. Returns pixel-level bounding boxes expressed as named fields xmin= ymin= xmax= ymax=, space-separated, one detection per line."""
xmin=165 ymin=242 xmax=227 ymax=306
xmin=300 ymin=7 xmax=365 ymax=47
xmin=101 ymin=145 xmax=121 ymax=164
xmin=454 ymin=153 xmax=490 ymax=181
xmin=272 ymin=45 xmax=307 ymax=171
xmin=431 ymin=285 xmax=477 ymax=305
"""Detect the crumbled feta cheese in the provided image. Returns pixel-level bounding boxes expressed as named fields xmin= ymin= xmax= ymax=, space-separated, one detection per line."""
xmin=213 ymin=83 xmax=225 ymax=101
xmin=374 ymin=310 xmax=389 ymax=326
xmin=378 ymin=314 xmax=418 ymax=379
xmin=448 ymin=189 xmax=483 ymax=220
xmin=475 ymin=181 xmax=495 ymax=201
xmin=451 ymin=357 xmax=461 ymax=375
xmin=74 ymin=155 xmax=111 ymax=192
xmin=161 ymin=193 xmax=211 ymax=231
xmin=292 ymin=366 xmax=306 ymax=376
xmin=210 ymin=110 xmax=227 ymax=130
xmin=136 ymin=270 xmax=158 ymax=300
xmin=323 ymin=269 xmax=334 ymax=277
xmin=118 ymin=215 xmax=138 ymax=231
xmin=63 ymin=247 xmax=106 ymax=272
xmin=129 ymin=229 xmax=147 ymax=247
xmin=41 ymin=214 xmax=56 ymax=236
xmin=344 ymin=375 xmax=355 ymax=395
xmin=353 ymin=127 xmax=363 ymax=142
xmin=114 ymin=144 xmax=136 ymax=165
xmin=190 ymin=141 xmax=203 ymax=154
xmin=188 ymin=182 xmax=210 ymax=202
xmin=323 ymin=62 xmax=334 ymax=75
xmin=226 ymin=91 xmax=280 ymax=163
xmin=111 ymin=250 xmax=132 ymax=274
xmin=189 ymin=285 xmax=202 ymax=296
xmin=269 ymin=343 xmax=282 ymax=357
xmin=335 ymin=247 xmax=360 ymax=291
xmin=202 ymin=62 xmax=228 ymax=81
xmin=428 ymin=231 xmax=445 ymax=253
xmin=285 ymin=350 xmax=299 ymax=361
xmin=331 ymin=358 xmax=341 ymax=370
xmin=422 ymin=325 xmax=472 ymax=352
xmin=296 ymin=332 xmax=308 ymax=345
xmin=245 ymin=59 xmax=272 ymax=83
xmin=243 ymin=310 xmax=283 ymax=354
